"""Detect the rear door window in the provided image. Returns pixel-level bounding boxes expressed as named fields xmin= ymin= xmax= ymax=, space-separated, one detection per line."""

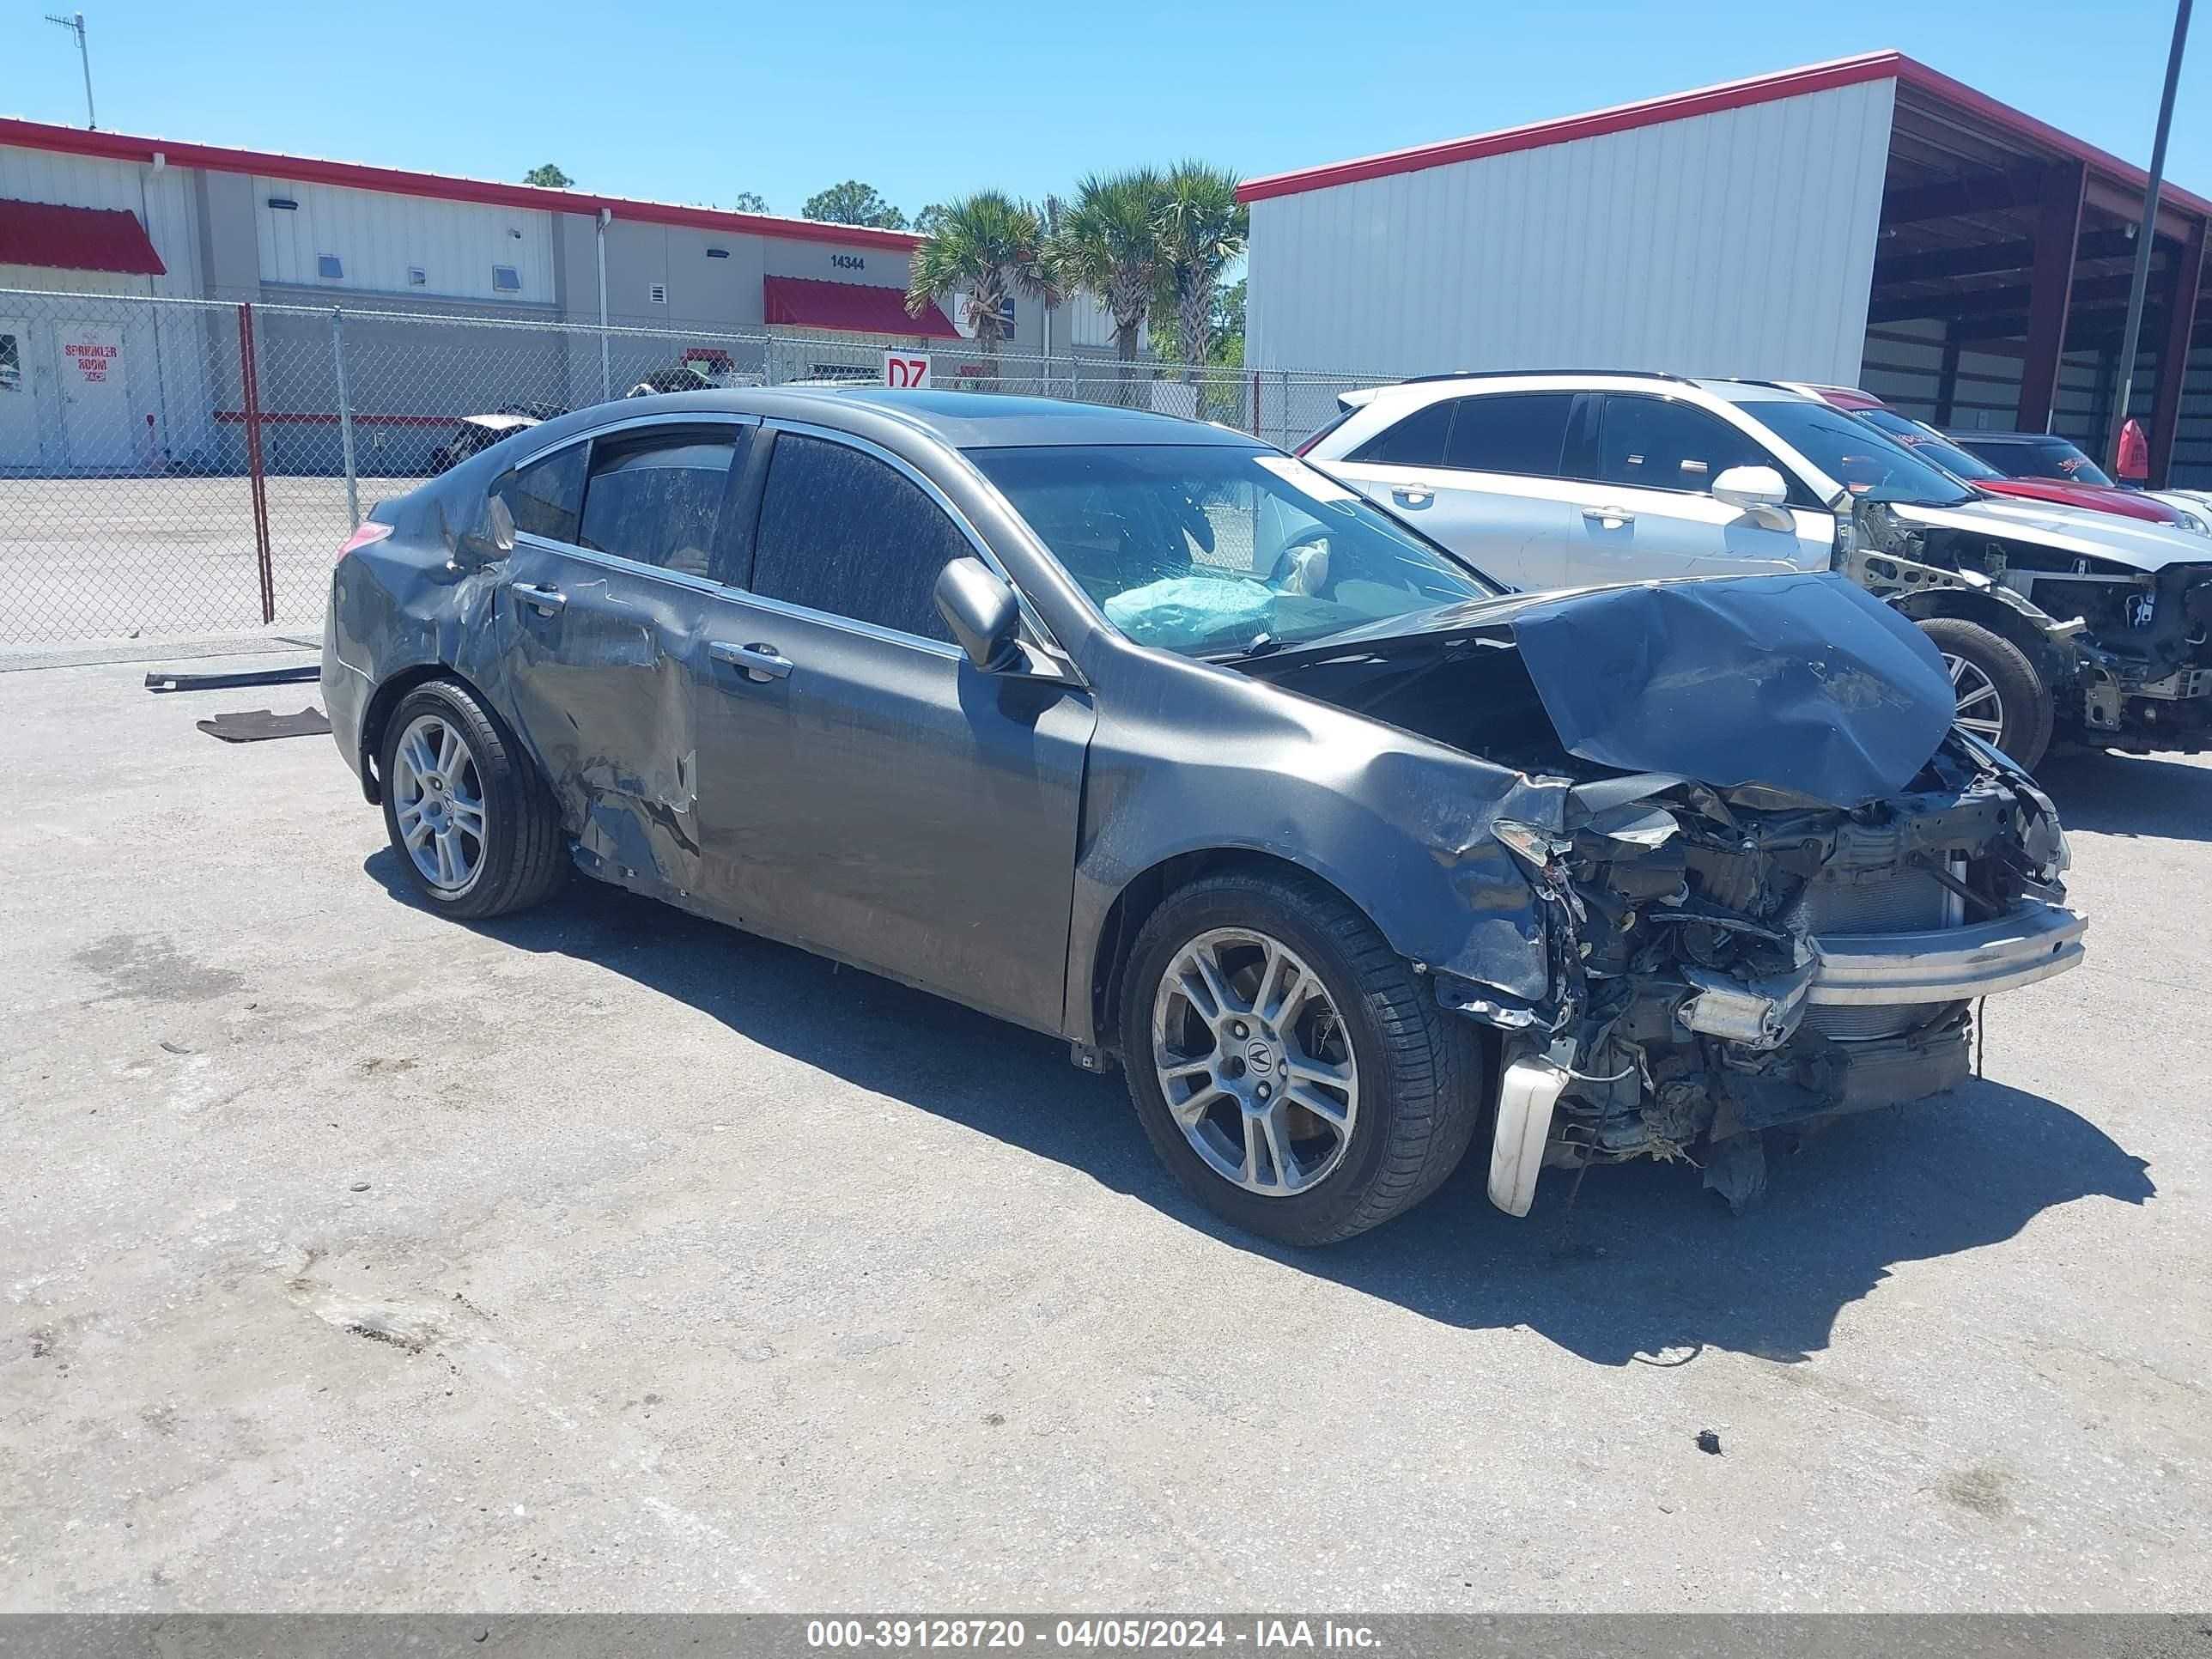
xmin=1345 ymin=398 xmax=1455 ymax=466
xmin=747 ymin=432 xmax=969 ymax=645
xmin=494 ymin=444 xmax=588 ymax=543
xmin=1589 ymin=395 xmax=1772 ymax=493
xmin=1440 ymin=392 xmax=1578 ymax=476
xmin=576 ymin=429 xmax=742 ymax=579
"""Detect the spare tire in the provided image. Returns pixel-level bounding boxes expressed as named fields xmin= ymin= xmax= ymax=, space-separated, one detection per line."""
xmin=1917 ymin=616 xmax=2053 ymax=769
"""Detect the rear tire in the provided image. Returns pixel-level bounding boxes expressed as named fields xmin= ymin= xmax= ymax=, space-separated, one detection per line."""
xmin=1917 ymin=617 xmax=2053 ymax=770
xmin=1120 ymin=868 xmax=1488 ymax=1246
xmin=377 ymin=679 xmax=567 ymax=920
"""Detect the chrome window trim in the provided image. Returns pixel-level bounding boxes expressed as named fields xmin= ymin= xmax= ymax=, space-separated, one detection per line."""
xmin=716 ymin=587 xmax=967 ymax=662
xmin=500 ymin=413 xmax=757 ymax=592
xmin=510 ymin=531 xmax=733 ymax=599
xmin=510 ymin=410 xmax=763 ymax=471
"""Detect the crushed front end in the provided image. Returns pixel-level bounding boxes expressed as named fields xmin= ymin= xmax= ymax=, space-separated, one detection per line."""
xmin=1241 ymin=573 xmax=2091 ymax=1218
xmin=1850 ymin=499 xmax=2212 ymax=753
xmin=1452 ymin=737 xmax=2084 ymax=1214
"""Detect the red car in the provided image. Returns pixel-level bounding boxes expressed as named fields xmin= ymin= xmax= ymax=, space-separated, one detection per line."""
xmin=1790 ymin=384 xmax=2198 ymax=530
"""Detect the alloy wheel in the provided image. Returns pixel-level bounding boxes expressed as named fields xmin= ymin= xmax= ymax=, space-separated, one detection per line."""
xmin=1150 ymin=927 xmax=1359 ymax=1196
xmin=1943 ymin=652 xmax=2007 ymax=743
xmin=390 ymin=712 xmax=489 ymax=893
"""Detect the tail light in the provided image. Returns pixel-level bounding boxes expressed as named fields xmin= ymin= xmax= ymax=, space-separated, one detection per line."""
xmin=335 ymin=520 xmax=393 ymax=565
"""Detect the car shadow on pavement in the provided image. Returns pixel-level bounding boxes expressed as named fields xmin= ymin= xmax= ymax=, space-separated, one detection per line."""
xmin=2034 ymin=747 xmax=2212 ymax=842
xmin=367 ymin=851 xmax=2156 ymax=1369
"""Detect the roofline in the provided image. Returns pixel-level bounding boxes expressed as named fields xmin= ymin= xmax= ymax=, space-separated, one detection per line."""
xmin=1237 ymin=50 xmax=2212 ymax=222
xmin=0 ymin=115 xmax=927 ymax=253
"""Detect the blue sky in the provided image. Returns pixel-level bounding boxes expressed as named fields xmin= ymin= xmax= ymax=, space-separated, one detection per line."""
xmin=3 ymin=1 xmax=2206 ymax=217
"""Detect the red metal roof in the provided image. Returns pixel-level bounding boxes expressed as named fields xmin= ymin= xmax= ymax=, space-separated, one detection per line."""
xmin=763 ymin=276 xmax=959 ymax=339
xmin=0 ymin=197 xmax=165 ymax=275
xmin=0 ymin=117 xmax=926 ymax=254
xmin=1237 ymin=51 xmax=2212 ymax=222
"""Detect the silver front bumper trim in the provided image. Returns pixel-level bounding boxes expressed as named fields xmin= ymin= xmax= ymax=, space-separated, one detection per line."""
xmin=1810 ymin=902 xmax=2087 ymax=1006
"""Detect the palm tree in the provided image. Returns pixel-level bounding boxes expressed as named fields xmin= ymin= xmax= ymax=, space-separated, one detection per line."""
xmin=1158 ymin=162 xmax=1249 ymax=398
xmin=905 ymin=192 xmax=1055 ymax=391
xmin=1053 ymin=168 xmax=1169 ymax=404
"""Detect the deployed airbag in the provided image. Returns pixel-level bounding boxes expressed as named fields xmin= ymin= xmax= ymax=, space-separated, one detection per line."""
xmin=1506 ymin=574 xmax=1955 ymax=807
xmin=1103 ymin=574 xmax=1274 ymax=651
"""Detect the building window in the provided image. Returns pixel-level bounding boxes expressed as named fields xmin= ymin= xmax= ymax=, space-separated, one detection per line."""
xmin=316 ymin=253 xmax=343 ymax=280
xmin=407 ymin=266 xmax=427 ymax=287
xmin=491 ymin=265 xmax=521 ymax=293
xmin=648 ymin=283 xmax=668 ymax=306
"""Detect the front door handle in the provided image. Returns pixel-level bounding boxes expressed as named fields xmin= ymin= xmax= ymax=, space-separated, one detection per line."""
xmin=514 ymin=581 xmax=567 ymax=615
xmin=711 ymin=641 xmax=793 ymax=682
xmin=1391 ymin=483 xmax=1436 ymax=506
xmin=1582 ymin=505 xmax=1635 ymax=527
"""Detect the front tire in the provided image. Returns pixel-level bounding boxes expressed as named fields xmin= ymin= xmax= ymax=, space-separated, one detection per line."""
xmin=1917 ymin=617 xmax=2053 ymax=770
xmin=1120 ymin=869 xmax=1487 ymax=1246
xmin=377 ymin=679 xmax=567 ymax=920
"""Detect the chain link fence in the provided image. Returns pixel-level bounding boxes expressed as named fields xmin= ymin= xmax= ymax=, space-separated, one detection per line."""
xmin=0 ymin=287 xmax=1370 ymax=647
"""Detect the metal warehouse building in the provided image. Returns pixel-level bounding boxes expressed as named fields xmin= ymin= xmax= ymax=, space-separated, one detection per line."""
xmin=0 ymin=118 xmax=1121 ymax=476
xmin=1241 ymin=51 xmax=2212 ymax=486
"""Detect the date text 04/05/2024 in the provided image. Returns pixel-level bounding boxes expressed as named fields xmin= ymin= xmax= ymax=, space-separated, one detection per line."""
xmin=804 ymin=1619 xmax=1382 ymax=1650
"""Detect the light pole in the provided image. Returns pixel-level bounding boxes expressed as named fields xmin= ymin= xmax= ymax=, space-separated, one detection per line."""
xmin=2111 ymin=0 xmax=2193 ymax=473
xmin=44 ymin=11 xmax=95 ymax=130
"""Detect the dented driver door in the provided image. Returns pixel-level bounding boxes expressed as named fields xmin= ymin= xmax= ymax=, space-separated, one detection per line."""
xmin=489 ymin=418 xmax=756 ymax=897
xmin=689 ymin=426 xmax=1097 ymax=1035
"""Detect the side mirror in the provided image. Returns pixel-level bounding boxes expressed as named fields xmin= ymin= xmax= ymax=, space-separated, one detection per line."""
xmin=1711 ymin=464 xmax=1790 ymax=514
xmin=934 ymin=556 xmax=1022 ymax=671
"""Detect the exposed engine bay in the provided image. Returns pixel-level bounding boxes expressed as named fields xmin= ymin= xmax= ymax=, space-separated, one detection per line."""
xmin=1851 ymin=498 xmax=2212 ymax=751
xmin=1243 ymin=574 xmax=2086 ymax=1213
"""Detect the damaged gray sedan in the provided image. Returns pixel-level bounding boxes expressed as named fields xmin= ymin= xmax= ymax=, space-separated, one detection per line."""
xmin=324 ymin=390 xmax=2087 ymax=1244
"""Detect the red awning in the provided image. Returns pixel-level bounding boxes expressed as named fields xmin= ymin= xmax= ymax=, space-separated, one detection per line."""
xmin=763 ymin=276 xmax=959 ymax=340
xmin=0 ymin=198 xmax=166 ymax=276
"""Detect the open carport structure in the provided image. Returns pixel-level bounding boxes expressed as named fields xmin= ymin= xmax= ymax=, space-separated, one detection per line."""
xmin=1241 ymin=51 xmax=2212 ymax=485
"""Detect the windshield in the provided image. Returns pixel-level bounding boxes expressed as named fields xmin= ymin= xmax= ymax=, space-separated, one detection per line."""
xmin=1746 ymin=398 xmax=1978 ymax=507
xmin=1969 ymin=435 xmax=2117 ymax=488
xmin=1854 ymin=408 xmax=2004 ymax=482
xmin=968 ymin=443 xmax=1502 ymax=657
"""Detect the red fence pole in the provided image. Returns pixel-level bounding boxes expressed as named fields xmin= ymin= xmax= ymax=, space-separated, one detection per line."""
xmin=237 ymin=303 xmax=275 ymax=625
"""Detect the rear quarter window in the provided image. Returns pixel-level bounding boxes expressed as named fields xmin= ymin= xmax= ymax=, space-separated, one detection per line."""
xmin=493 ymin=445 xmax=587 ymax=543
xmin=1346 ymin=398 xmax=1455 ymax=467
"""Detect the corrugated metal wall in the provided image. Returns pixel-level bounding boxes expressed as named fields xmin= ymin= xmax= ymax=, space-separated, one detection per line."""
xmin=0 ymin=143 xmax=202 ymax=299
xmin=251 ymin=176 xmax=556 ymax=304
xmin=0 ymin=144 xmax=210 ymax=470
xmin=1246 ymin=77 xmax=1896 ymax=385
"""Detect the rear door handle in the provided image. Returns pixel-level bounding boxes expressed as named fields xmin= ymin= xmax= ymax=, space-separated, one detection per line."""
xmin=1391 ymin=483 xmax=1436 ymax=506
xmin=711 ymin=641 xmax=793 ymax=682
xmin=1582 ymin=505 xmax=1635 ymax=526
xmin=514 ymin=581 xmax=567 ymax=614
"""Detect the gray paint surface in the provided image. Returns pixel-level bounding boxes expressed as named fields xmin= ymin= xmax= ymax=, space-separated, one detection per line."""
xmin=323 ymin=386 xmax=2077 ymax=1214
xmin=0 ymin=649 xmax=2202 ymax=1610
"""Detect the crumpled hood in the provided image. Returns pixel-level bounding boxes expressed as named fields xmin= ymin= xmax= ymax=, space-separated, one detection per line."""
xmin=1504 ymin=574 xmax=1957 ymax=808
xmin=1893 ymin=496 xmax=2212 ymax=572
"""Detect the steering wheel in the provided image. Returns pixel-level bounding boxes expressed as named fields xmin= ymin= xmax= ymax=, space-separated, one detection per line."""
xmin=1266 ymin=524 xmax=1337 ymax=596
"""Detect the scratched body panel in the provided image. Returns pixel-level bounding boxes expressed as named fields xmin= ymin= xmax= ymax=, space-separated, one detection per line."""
xmin=492 ymin=540 xmax=708 ymax=895
xmin=689 ymin=584 xmax=1093 ymax=1035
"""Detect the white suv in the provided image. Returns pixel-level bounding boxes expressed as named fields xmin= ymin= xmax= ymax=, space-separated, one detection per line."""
xmin=1304 ymin=371 xmax=2212 ymax=769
